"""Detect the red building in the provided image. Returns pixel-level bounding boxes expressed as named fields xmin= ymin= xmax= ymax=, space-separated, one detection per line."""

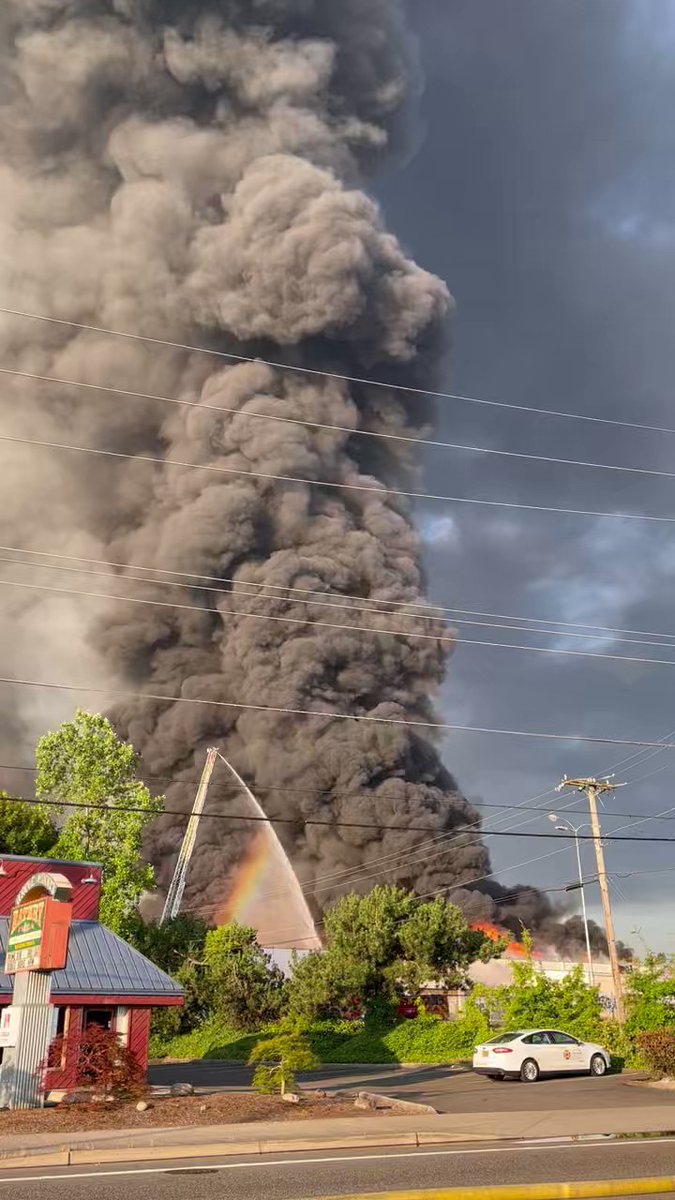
xmin=0 ymin=855 xmax=183 ymax=1096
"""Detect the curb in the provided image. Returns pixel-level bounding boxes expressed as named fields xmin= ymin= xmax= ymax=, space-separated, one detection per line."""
xmin=0 ymin=1129 xmax=494 ymax=1170
xmin=317 ymin=1181 xmax=675 ymax=1199
xmin=0 ymin=1125 xmax=673 ymax=1172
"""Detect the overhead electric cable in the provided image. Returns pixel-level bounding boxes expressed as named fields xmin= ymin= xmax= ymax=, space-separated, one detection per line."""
xmin=2 ymin=573 xmax=674 ymax=665
xmin=4 ymin=305 xmax=675 ymax=437
xmin=1 ymin=428 xmax=675 ymax=526
xmin=2 ymin=541 xmax=674 ymax=646
xmin=3 ymin=755 xmax=671 ymax=818
xmin=4 ymin=362 xmax=675 ymax=482
xmin=3 ymin=552 xmax=675 ymax=650
xmin=2 ymin=673 xmax=675 ymax=746
xmin=10 ymin=790 xmax=675 ymax=840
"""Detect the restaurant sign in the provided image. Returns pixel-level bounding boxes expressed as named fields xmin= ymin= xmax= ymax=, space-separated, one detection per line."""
xmin=4 ymin=896 xmax=71 ymax=974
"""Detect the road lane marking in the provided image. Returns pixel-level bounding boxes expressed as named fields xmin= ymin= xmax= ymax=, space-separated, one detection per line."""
xmin=1 ymin=1136 xmax=675 ymax=1184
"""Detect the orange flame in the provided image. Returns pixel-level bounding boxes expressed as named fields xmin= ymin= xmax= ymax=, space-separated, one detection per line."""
xmin=471 ymin=921 xmax=538 ymax=958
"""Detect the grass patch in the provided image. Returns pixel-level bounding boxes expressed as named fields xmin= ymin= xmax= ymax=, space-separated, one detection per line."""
xmin=150 ymin=1014 xmax=483 ymax=1065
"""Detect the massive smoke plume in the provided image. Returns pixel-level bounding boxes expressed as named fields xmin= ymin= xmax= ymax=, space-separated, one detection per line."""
xmin=0 ymin=0 xmax=588 ymax=948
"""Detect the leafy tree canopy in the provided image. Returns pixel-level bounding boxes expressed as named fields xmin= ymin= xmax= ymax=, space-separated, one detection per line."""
xmin=127 ymin=913 xmax=212 ymax=1038
xmin=624 ymin=954 xmax=675 ymax=1038
xmin=35 ymin=709 xmax=162 ymax=933
xmin=0 ymin=793 xmax=57 ymax=857
xmin=126 ymin=913 xmax=209 ymax=975
xmin=203 ymin=921 xmax=287 ymax=1031
xmin=289 ymin=885 xmax=502 ymax=1019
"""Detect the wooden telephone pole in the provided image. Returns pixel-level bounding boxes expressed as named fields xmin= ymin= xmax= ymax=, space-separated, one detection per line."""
xmin=556 ymin=776 xmax=626 ymax=1023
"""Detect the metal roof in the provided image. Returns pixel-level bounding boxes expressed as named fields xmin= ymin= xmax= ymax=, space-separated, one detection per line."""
xmin=0 ymin=920 xmax=183 ymax=999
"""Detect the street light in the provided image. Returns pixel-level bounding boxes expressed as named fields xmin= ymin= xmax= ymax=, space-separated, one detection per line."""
xmin=548 ymin=813 xmax=595 ymax=986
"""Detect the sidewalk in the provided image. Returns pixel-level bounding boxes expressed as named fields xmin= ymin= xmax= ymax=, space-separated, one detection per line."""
xmin=3 ymin=1103 xmax=675 ymax=1169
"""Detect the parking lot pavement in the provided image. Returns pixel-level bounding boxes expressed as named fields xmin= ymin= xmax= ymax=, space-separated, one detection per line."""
xmin=149 ymin=1060 xmax=666 ymax=1114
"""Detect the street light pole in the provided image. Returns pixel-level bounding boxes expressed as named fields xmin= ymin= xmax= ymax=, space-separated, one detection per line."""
xmin=549 ymin=814 xmax=594 ymax=986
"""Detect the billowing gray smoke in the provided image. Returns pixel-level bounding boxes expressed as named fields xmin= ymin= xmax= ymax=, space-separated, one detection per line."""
xmin=0 ymin=0 xmax=582 ymax=948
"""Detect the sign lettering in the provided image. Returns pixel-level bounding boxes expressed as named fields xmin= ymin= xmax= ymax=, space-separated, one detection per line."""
xmin=5 ymin=899 xmax=47 ymax=973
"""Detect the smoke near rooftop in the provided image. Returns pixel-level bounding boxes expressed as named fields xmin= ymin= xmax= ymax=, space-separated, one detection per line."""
xmin=0 ymin=0 xmax=593 ymax=947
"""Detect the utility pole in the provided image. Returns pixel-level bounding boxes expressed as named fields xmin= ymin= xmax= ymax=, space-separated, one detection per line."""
xmin=161 ymin=747 xmax=219 ymax=925
xmin=556 ymin=776 xmax=625 ymax=1022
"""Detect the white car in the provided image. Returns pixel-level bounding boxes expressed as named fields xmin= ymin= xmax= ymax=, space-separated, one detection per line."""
xmin=473 ymin=1029 xmax=611 ymax=1083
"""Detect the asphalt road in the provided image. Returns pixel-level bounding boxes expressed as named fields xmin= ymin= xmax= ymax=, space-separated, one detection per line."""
xmin=148 ymin=1061 xmax=670 ymax=1114
xmin=1 ymin=1137 xmax=675 ymax=1198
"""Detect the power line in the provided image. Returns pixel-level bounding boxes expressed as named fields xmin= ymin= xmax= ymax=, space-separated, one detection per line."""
xmin=2 ymin=548 xmax=675 ymax=652
xmin=2 ymin=540 xmax=673 ymax=646
xmin=2 ymin=756 xmax=673 ymax=819
xmin=416 ymin=775 xmax=675 ymax=905
xmin=4 ymin=551 xmax=675 ymax=651
xmin=2 ymin=427 xmax=675 ymax=527
xmin=0 ymin=576 xmax=458 ymax=649
xmin=6 ymin=362 xmax=675 ymax=482
xmin=9 ymin=791 xmax=675 ymax=842
xmin=3 ymin=572 xmax=675 ymax=666
xmin=5 ymin=305 xmax=675 ymax=439
xmin=1 ymin=671 xmax=675 ymax=746
xmin=190 ymin=751 xmax=673 ymax=913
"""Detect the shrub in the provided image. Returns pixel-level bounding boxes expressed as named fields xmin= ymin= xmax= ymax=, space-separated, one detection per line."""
xmin=47 ymin=1025 xmax=146 ymax=1101
xmin=625 ymin=957 xmax=675 ymax=1040
xmin=637 ymin=1031 xmax=675 ymax=1079
xmin=248 ymin=1019 xmax=320 ymax=1096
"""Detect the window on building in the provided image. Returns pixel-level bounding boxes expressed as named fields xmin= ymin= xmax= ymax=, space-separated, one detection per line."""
xmin=84 ymin=1008 xmax=114 ymax=1031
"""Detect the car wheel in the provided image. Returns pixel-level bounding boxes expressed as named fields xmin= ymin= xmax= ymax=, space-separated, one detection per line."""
xmin=590 ymin=1053 xmax=607 ymax=1077
xmin=520 ymin=1058 xmax=539 ymax=1083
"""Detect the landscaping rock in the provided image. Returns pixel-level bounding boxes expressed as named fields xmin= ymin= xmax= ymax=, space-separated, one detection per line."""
xmin=282 ymin=1092 xmax=301 ymax=1104
xmin=354 ymin=1091 xmax=438 ymax=1115
xmin=170 ymin=1082 xmax=194 ymax=1097
xmin=60 ymin=1091 xmax=89 ymax=1106
xmin=136 ymin=1101 xmax=150 ymax=1112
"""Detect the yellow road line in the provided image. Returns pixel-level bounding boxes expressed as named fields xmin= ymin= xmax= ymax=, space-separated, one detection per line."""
xmin=319 ymin=1179 xmax=675 ymax=1200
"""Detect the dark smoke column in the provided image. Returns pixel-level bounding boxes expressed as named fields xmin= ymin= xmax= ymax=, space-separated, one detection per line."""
xmin=0 ymin=0 xmax=501 ymax=926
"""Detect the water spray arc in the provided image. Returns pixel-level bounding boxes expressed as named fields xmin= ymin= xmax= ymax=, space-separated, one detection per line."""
xmin=213 ymin=752 xmax=321 ymax=949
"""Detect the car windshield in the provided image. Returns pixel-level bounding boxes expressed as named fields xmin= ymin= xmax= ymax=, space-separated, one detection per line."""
xmin=485 ymin=1032 xmax=525 ymax=1044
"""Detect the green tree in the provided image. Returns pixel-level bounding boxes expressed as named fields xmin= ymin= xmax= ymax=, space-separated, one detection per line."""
xmin=36 ymin=709 xmax=162 ymax=933
xmin=0 ymin=793 xmax=57 ymax=856
xmin=288 ymin=885 xmax=502 ymax=1019
xmin=248 ymin=1018 xmax=319 ymax=1096
xmin=624 ymin=955 xmax=675 ymax=1038
xmin=398 ymin=896 xmax=504 ymax=993
xmin=127 ymin=913 xmax=211 ymax=1035
xmin=126 ymin=913 xmax=209 ymax=974
xmin=203 ymin=922 xmax=287 ymax=1031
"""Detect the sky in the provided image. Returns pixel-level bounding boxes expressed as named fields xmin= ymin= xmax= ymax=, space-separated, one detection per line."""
xmin=373 ymin=0 xmax=675 ymax=953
